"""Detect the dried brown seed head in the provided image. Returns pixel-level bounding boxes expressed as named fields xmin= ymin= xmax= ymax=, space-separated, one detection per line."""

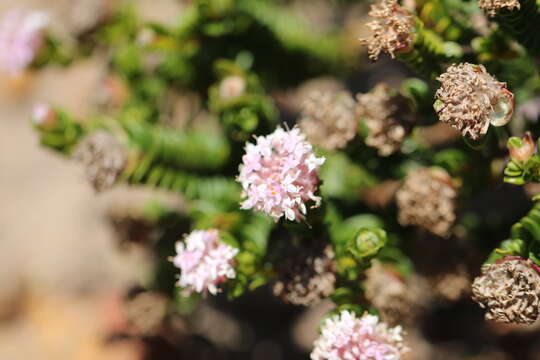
xmin=299 ymin=91 xmax=357 ymax=150
xmin=472 ymin=257 xmax=540 ymax=325
xmin=479 ymin=0 xmax=520 ymax=17
xmin=435 ymin=63 xmax=514 ymax=140
xmin=361 ymin=0 xmax=415 ymax=61
xmin=396 ymin=167 xmax=457 ymax=237
xmin=273 ymin=243 xmax=336 ymax=306
xmin=364 ymin=261 xmax=414 ymax=324
xmin=356 ymin=83 xmax=413 ymax=156
xmin=74 ymin=131 xmax=127 ymax=192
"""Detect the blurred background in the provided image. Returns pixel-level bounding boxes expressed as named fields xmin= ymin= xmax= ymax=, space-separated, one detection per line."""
xmin=2 ymin=0 xmax=540 ymax=359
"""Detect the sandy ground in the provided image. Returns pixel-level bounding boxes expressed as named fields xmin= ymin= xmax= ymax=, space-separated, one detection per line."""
xmin=0 ymin=1 xmax=184 ymax=359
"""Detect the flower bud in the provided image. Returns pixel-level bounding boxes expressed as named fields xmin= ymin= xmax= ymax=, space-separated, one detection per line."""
xmin=31 ymin=102 xmax=57 ymax=130
xmin=219 ymin=75 xmax=246 ymax=101
xmin=508 ymin=132 xmax=536 ymax=163
xmin=348 ymin=228 xmax=387 ymax=260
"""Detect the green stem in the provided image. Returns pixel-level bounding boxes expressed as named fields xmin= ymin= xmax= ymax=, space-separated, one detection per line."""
xmin=397 ymin=19 xmax=462 ymax=79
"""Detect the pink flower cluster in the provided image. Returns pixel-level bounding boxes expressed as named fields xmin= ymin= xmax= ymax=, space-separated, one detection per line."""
xmin=311 ymin=311 xmax=408 ymax=360
xmin=172 ymin=229 xmax=238 ymax=296
xmin=237 ymin=127 xmax=325 ymax=222
xmin=0 ymin=9 xmax=49 ymax=75
xmin=31 ymin=102 xmax=55 ymax=127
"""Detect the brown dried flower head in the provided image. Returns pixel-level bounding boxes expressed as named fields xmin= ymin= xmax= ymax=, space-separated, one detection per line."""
xmin=299 ymin=91 xmax=357 ymax=150
xmin=472 ymin=257 xmax=540 ymax=325
xmin=396 ymin=167 xmax=457 ymax=237
xmin=74 ymin=130 xmax=127 ymax=192
xmin=273 ymin=243 xmax=336 ymax=306
xmin=364 ymin=260 xmax=415 ymax=324
xmin=356 ymin=83 xmax=413 ymax=156
xmin=479 ymin=0 xmax=520 ymax=17
xmin=361 ymin=0 xmax=416 ymax=61
xmin=432 ymin=264 xmax=471 ymax=302
xmin=435 ymin=63 xmax=514 ymax=140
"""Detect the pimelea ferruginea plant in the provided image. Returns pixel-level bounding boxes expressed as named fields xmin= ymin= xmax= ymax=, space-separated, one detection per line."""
xmin=25 ymin=0 xmax=540 ymax=357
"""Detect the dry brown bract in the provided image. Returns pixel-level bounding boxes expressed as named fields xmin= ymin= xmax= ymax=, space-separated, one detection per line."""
xmin=435 ymin=63 xmax=514 ymax=140
xmin=299 ymin=91 xmax=357 ymax=151
xmin=361 ymin=0 xmax=415 ymax=61
xmin=273 ymin=244 xmax=336 ymax=306
xmin=479 ymin=0 xmax=520 ymax=17
xmin=73 ymin=130 xmax=127 ymax=192
xmin=396 ymin=167 xmax=457 ymax=237
xmin=356 ymin=83 xmax=413 ymax=156
xmin=472 ymin=258 xmax=540 ymax=325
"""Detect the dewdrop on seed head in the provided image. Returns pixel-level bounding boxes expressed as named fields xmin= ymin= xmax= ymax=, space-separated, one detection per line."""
xmin=0 ymin=9 xmax=49 ymax=75
xmin=237 ymin=126 xmax=325 ymax=222
xmin=172 ymin=229 xmax=238 ymax=296
xmin=435 ymin=63 xmax=514 ymax=140
xmin=311 ymin=310 xmax=408 ymax=360
xmin=361 ymin=0 xmax=415 ymax=61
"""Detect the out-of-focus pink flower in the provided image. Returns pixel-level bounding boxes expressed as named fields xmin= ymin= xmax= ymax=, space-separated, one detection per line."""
xmin=31 ymin=102 xmax=56 ymax=128
xmin=311 ymin=311 xmax=408 ymax=360
xmin=237 ymin=126 xmax=325 ymax=222
xmin=0 ymin=9 xmax=49 ymax=75
xmin=172 ymin=229 xmax=238 ymax=296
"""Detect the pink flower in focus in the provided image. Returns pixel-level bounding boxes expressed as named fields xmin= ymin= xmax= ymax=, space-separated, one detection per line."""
xmin=237 ymin=127 xmax=325 ymax=222
xmin=172 ymin=229 xmax=238 ymax=296
xmin=311 ymin=311 xmax=408 ymax=360
xmin=0 ymin=9 xmax=49 ymax=75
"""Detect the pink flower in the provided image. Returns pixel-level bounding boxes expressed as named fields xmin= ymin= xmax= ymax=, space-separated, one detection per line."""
xmin=237 ymin=127 xmax=325 ymax=222
xmin=172 ymin=229 xmax=238 ymax=296
xmin=311 ymin=311 xmax=408 ymax=360
xmin=31 ymin=102 xmax=56 ymax=128
xmin=0 ymin=9 xmax=49 ymax=75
